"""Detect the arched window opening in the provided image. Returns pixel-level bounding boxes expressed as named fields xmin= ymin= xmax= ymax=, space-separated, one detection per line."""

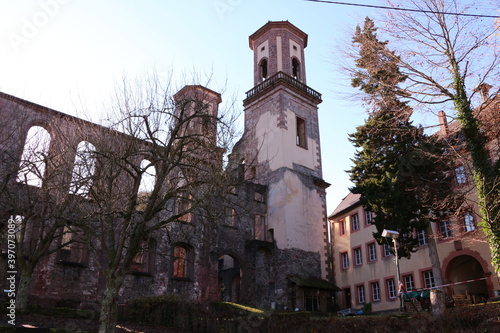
xmin=259 ymin=58 xmax=268 ymax=81
xmin=69 ymin=141 xmax=96 ymax=197
xmin=17 ymin=126 xmax=51 ymax=187
xmin=218 ymin=254 xmax=241 ymax=302
xmin=137 ymin=159 xmax=156 ymax=206
xmin=238 ymin=158 xmax=246 ymax=181
xmin=292 ymin=57 xmax=301 ymax=80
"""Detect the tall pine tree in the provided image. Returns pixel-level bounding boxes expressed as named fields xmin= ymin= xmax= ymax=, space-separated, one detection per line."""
xmin=348 ymin=17 xmax=456 ymax=258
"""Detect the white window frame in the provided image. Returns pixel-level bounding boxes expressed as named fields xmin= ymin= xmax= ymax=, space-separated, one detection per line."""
xmin=371 ymin=282 xmax=380 ymax=302
xmin=387 ymin=279 xmax=396 ymax=299
xmin=368 ymin=243 xmax=377 ymax=262
xmin=357 ymin=285 xmax=365 ymax=304
xmin=354 ymin=247 xmax=362 ymax=266
xmin=464 ymin=212 xmax=476 ymax=232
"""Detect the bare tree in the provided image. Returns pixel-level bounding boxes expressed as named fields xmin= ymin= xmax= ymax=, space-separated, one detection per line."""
xmin=375 ymin=0 xmax=500 ymax=277
xmin=68 ymin=74 xmax=240 ymax=333
xmin=0 ymin=106 xmax=85 ymax=313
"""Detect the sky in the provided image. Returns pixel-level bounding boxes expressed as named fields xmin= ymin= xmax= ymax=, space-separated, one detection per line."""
xmin=0 ymin=0 xmax=495 ymax=213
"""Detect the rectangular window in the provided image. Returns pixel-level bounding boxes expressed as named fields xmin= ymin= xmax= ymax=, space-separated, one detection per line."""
xmin=418 ymin=229 xmax=428 ymax=246
xmin=365 ymin=210 xmax=374 ymax=225
xmin=339 ymin=220 xmax=346 ymax=236
xmin=341 ymin=252 xmax=349 ymax=270
xmin=439 ymin=221 xmax=452 ymax=238
xmin=423 ymin=270 xmax=436 ymax=289
xmin=354 ymin=247 xmax=362 ymax=266
xmin=387 ymin=279 xmax=396 ymax=299
xmin=404 ymin=275 xmax=415 ymax=291
xmin=383 ymin=243 xmax=392 ymax=257
xmin=464 ymin=212 xmax=476 ymax=232
xmin=357 ymin=285 xmax=365 ymax=304
xmin=351 ymin=214 xmax=359 ymax=231
xmin=173 ymin=246 xmax=188 ymax=278
xmin=371 ymin=282 xmax=380 ymax=302
xmin=296 ymin=117 xmax=307 ymax=148
xmin=368 ymin=243 xmax=377 ymax=262
xmin=455 ymin=165 xmax=467 ymax=184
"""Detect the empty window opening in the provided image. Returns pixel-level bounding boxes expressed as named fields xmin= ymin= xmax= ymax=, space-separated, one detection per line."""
xmin=292 ymin=57 xmax=301 ymax=80
xmin=296 ymin=117 xmax=307 ymax=148
xmin=260 ymin=58 xmax=268 ymax=81
xmin=173 ymin=245 xmax=188 ymax=278
xmin=17 ymin=126 xmax=51 ymax=187
xmin=137 ymin=159 xmax=156 ymax=208
xmin=69 ymin=141 xmax=96 ymax=197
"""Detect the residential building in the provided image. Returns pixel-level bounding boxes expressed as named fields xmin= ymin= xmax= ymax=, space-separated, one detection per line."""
xmin=329 ymin=107 xmax=500 ymax=312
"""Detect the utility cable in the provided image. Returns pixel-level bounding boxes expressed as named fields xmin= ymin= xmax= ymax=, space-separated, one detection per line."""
xmin=304 ymin=0 xmax=500 ymax=19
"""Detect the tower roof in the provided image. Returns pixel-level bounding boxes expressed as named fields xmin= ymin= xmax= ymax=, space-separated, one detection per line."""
xmin=249 ymin=21 xmax=308 ymax=50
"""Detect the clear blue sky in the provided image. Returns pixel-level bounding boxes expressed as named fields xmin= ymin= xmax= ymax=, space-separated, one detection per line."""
xmin=1 ymin=0 xmax=494 ymax=213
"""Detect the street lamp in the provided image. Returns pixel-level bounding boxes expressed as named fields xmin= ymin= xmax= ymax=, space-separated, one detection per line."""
xmin=382 ymin=229 xmax=402 ymax=312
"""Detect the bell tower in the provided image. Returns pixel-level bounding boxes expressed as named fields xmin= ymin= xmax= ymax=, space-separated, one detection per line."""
xmin=240 ymin=21 xmax=331 ymax=279
xmin=250 ymin=21 xmax=308 ymax=84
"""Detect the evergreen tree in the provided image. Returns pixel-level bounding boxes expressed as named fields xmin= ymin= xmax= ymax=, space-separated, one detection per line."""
xmin=348 ymin=17 xmax=455 ymax=258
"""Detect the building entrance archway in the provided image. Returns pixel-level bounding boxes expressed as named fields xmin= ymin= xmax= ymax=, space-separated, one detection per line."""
xmin=218 ymin=254 xmax=241 ymax=302
xmin=445 ymin=254 xmax=489 ymax=301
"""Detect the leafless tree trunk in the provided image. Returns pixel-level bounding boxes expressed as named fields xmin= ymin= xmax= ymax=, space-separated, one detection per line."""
xmin=69 ymin=74 xmax=241 ymax=333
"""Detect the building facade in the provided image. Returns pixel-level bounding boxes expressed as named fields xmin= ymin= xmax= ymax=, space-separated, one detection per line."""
xmin=329 ymin=110 xmax=500 ymax=312
xmin=0 ymin=21 xmax=335 ymax=312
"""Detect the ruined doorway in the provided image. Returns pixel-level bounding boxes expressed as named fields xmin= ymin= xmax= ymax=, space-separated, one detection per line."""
xmin=445 ymin=255 xmax=489 ymax=301
xmin=218 ymin=254 xmax=241 ymax=303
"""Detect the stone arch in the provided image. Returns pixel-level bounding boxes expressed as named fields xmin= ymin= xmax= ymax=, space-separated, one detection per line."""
xmin=442 ymin=249 xmax=493 ymax=299
xmin=218 ymin=253 xmax=242 ymax=302
xmin=16 ymin=125 xmax=52 ymax=187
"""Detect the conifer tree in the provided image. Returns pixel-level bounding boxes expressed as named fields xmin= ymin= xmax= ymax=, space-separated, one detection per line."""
xmin=348 ymin=17 xmax=455 ymax=258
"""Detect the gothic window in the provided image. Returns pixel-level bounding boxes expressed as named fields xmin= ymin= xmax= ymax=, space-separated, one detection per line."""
xmin=137 ymin=159 xmax=156 ymax=210
xmin=17 ymin=126 xmax=51 ymax=187
xmin=259 ymin=58 xmax=268 ymax=81
xmin=69 ymin=141 xmax=96 ymax=197
xmin=296 ymin=117 xmax=307 ymax=148
xmin=464 ymin=212 xmax=476 ymax=232
xmin=292 ymin=57 xmax=301 ymax=80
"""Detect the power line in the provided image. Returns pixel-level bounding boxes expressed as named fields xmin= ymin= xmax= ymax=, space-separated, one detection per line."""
xmin=304 ymin=0 xmax=500 ymax=19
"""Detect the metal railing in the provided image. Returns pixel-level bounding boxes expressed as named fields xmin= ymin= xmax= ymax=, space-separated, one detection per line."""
xmin=245 ymin=71 xmax=322 ymax=101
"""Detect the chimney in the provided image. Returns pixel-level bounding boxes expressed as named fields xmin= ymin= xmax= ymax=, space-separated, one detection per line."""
xmin=438 ymin=111 xmax=448 ymax=135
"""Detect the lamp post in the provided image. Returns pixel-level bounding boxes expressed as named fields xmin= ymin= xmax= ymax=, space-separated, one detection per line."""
xmin=382 ymin=229 xmax=402 ymax=312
